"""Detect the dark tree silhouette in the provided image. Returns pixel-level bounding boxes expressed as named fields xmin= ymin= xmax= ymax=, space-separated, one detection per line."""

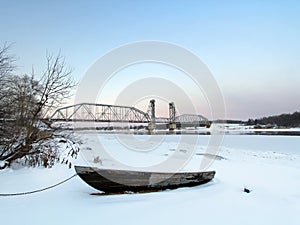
xmin=246 ymin=112 xmax=300 ymax=127
xmin=0 ymin=45 xmax=79 ymax=169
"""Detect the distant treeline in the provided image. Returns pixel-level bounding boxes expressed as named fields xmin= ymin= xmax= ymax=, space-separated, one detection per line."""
xmin=246 ymin=111 xmax=300 ymax=127
xmin=213 ymin=119 xmax=244 ymax=124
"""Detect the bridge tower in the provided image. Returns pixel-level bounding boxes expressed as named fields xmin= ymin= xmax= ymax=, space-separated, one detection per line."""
xmin=169 ymin=102 xmax=176 ymax=131
xmin=147 ymin=99 xmax=156 ymax=133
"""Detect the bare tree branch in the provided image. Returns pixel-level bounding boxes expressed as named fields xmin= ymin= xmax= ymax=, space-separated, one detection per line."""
xmin=0 ymin=47 xmax=79 ymax=169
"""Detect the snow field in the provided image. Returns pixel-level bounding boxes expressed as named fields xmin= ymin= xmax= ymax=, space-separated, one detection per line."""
xmin=0 ymin=134 xmax=299 ymax=225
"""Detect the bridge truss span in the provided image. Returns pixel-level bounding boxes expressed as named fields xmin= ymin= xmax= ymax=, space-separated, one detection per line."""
xmin=175 ymin=114 xmax=209 ymax=125
xmin=49 ymin=101 xmax=210 ymax=127
xmin=50 ymin=103 xmax=151 ymax=123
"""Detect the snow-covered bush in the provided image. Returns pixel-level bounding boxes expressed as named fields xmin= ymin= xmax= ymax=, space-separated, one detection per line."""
xmin=0 ymin=44 xmax=78 ymax=169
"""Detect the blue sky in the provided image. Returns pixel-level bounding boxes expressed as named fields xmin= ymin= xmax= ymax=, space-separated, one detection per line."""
xmin=1 ymin=0 xmax=300 ymax=120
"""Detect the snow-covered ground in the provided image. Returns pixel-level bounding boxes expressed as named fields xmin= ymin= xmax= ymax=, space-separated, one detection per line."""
xmin=1 ymin=133 xmax=300 ymax=225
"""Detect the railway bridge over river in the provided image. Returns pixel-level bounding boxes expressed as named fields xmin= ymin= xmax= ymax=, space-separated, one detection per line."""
xmin=49 ymin=100 xmax=210 ymax=131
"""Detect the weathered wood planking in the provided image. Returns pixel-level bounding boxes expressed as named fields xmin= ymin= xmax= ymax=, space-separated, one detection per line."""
xmin=75 ymin=166 xmax=215 ymax=193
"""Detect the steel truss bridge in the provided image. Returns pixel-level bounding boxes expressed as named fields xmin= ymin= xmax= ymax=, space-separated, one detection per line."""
xmin=50 ymin=103 xmax=150 ymax=123
xmin=49 ymin=101 xmax=209 ymax=126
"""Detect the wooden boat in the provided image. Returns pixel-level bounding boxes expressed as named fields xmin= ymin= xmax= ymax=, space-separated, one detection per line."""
xmin=75 ymin=166 xmax=216 ymax=193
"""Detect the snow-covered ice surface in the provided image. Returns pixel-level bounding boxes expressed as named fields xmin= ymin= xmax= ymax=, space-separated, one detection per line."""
xmin=1 ymin=133 xmax=300 ymax=225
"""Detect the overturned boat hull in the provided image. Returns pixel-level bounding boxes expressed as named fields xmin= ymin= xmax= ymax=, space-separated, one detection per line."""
xmin=75 ymin=166 xmax=215 ymax=193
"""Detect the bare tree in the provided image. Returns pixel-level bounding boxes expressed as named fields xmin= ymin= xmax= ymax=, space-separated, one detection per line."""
xmin=0 ymin=43 xmax=15 ymax=78
xmin=0 ymin=43 xmax=16 ymax=118
xmin=34 ymin=51 xmax=76 ymax=119
xmin=0 ymin=46 xmax=79 ymax=169
xmin=4 ymin=75 xmax=40 ymax=124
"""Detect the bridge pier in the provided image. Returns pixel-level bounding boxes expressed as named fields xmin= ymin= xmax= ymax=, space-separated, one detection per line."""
xmin=147 ymin=122 xmax=156 ymax=134
xmin=168 ymin=102 xmax=176 ymax=133
xmin=168 ymin=122 xmax=176 ymax=131
xmin=147 ymin=99 xmax=156 ymax=134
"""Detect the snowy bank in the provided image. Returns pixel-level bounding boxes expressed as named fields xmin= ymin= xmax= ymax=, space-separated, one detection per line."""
xmin=0 ymin=134 xmax=299 ymax=225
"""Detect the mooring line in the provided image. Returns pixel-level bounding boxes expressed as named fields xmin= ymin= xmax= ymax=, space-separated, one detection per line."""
xmin=0 ymin=174 xmax=77 ymax=197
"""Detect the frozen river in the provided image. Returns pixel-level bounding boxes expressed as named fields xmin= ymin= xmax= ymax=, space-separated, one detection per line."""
xmin=1 ymin=133 xmax=300 ymax=225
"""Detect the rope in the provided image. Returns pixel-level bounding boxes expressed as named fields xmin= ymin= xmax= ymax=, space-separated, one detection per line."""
xmin=0 ymin=174 xmax=77 ymax=197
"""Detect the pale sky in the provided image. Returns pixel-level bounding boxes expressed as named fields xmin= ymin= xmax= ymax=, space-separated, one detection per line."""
xmin=1 ymin=0 xmax=300 ymax=120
